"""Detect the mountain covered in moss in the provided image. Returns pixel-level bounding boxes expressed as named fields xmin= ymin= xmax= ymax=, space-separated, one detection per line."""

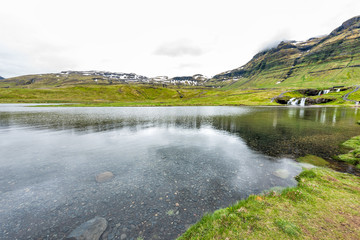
xmin=213 ymin=16 xmax=360 ymax=89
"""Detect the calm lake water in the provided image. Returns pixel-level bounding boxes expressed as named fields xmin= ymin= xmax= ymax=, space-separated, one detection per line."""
xmin=0 ymin=105 xmax=359 ymax=239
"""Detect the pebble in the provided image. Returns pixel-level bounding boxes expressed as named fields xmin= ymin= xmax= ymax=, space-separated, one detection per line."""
xmin=95 ymin=171 xmax=114 ymax=183
xmin=120 ymin=233 xmax=127 ymax=239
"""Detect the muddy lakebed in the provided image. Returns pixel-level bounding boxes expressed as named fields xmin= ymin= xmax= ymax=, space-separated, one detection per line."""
xmin=0 ymin=105 xmax=359 ymax=239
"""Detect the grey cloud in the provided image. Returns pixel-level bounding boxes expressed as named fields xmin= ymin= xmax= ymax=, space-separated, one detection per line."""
xmin=154 ymin=40 xmax=204 ymax=57
xmin=257 ymin=30 xmax=290 ymax=52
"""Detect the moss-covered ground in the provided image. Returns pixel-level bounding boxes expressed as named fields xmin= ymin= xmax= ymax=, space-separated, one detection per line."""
xmin=297 ymin=155 xmax=330 ymax=167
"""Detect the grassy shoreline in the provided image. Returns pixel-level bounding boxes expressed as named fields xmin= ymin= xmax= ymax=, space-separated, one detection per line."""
xmin=179 ymin=167 xmax=360 ymax=239
xmin=0 ymin=84 xmax=358 ymax=107
xmin=179 ymin=131 xmax=360 ymax=239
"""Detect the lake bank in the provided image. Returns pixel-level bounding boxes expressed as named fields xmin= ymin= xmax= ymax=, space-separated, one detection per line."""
xmin=179 ymin=167 xmax=360 ymax=239
xmin=0 ymin=84 xmax=358 ymax=107
xmin=179 ymin=121 xmax=360 ymax=239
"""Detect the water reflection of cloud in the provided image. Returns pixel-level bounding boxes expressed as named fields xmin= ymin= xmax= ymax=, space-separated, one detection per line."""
xmin=0 ymin=105 xmax=252 ymax=133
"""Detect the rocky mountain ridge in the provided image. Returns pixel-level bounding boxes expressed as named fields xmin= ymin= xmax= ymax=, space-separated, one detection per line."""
xmin=213 ymin=15 xmax=360 ymax=88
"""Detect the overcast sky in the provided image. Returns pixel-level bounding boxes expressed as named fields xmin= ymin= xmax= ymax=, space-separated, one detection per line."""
xmin=1 ymin=0 xmax=359 ymax=78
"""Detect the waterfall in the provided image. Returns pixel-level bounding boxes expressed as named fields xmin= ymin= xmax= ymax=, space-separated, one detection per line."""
xmin=318 ymin=89 xmax=330 ymax=95
xmin=287 ymin=98 xmax=295 ymax=105
xmin=336 ymin=89 xmax=340 ymax=92
xmin=287 ymin=98 xmax=299 ymax=105
xmin=287 ymin=98 xmax=307 ymax=106
xmin=299 ymin=98 xmax=306 ymax=106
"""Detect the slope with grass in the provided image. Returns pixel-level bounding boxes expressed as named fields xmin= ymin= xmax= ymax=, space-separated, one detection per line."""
xmin=214 ymin=16 xmax=360 ymax=89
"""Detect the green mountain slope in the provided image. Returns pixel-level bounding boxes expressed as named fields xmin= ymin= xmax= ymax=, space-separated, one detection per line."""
xmin=214 ymin=16 xmax=360 ymax=89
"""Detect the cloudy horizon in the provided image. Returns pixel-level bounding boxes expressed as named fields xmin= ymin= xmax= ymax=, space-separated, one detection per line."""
xmin=1 ymin=0 xmax=359 ymax=78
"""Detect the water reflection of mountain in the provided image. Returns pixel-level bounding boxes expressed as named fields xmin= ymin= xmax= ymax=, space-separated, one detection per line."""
xmin=1 ymin=107 xmax=360 ymax=160
xmin=211 ymin=107 xmax=360 ymax=160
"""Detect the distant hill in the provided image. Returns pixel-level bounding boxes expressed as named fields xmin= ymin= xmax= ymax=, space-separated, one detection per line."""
xmin=213 ymin=16 xmax=360 ymax=89
xmin=0 ymin=76 xmax=4 ymax=80
xmin=0 ymin=71 xmax=209 ymax=88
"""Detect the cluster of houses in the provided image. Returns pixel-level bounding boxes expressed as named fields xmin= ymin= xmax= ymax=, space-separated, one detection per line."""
xmin=60 ymin=71 xmax=149 ymax=83
xmin=60 ymin=71 xmax=208 ymax=86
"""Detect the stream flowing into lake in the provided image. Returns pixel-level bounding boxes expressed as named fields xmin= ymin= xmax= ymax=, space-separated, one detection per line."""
xmin=0 ymin=105 xmax=359 ymax=239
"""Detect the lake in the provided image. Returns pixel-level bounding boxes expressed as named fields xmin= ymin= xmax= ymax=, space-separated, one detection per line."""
xmin=1 ymin=105 xmax=359 ymax=239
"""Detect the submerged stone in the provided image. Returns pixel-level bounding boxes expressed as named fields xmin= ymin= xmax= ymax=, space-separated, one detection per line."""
xmin=95 ymin=171 xmax=114 ymax=183
xmin=66 ymin=217 xmax=107 ymax=240
xmin=298 ymin=162 xmax=316 ymax=169
xmin=272 ymin=169 xmax=290 ymax=179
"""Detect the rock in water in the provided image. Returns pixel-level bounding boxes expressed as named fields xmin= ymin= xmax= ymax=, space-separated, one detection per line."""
xmin=66 ymin=217 xmax=107 ymax=240
xmin=95 ymin=171 xmax=114 ymax=183
xmin=272 ymin=169 xmax=290 ymax=179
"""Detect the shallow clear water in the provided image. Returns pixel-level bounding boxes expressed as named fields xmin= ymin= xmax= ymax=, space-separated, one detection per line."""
xmin=0 ymin=105 xmax=359 ymax=239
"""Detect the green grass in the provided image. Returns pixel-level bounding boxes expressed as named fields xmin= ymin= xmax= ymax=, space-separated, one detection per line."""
xmin=179 ymin=168 xmax=360 ymax=239
xmin=1 ymin=83 xmax=358 ymax=107
xmin=0 ymin=84 xmax=285 ymax=106
xmin=274 ymin=218 xmax=301 ymax=237
xmin=297 ymin=155 xmax=330 ymax=167
xmin=349 ymin=89 xmax=360 ymax=102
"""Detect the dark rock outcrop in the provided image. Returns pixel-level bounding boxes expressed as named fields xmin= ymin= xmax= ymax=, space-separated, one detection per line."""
xmin=297 ymin=89 xmax=321 ymax=96
xmin=274 ymin=96 xmax=291 ymax=104
xmin=274 ymin=96 xmax=335 ymax=105
xmin=330 ymin=15 xmax=360 ymax=36
xmin=306 ymin=98 xmax=335 ymax=104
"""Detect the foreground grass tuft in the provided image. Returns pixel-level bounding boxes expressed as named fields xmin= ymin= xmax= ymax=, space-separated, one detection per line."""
xmin=179 ymin=168 xmax=360 ymax=239
xmin=274 ymin=218 xmax=301 ymax=237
